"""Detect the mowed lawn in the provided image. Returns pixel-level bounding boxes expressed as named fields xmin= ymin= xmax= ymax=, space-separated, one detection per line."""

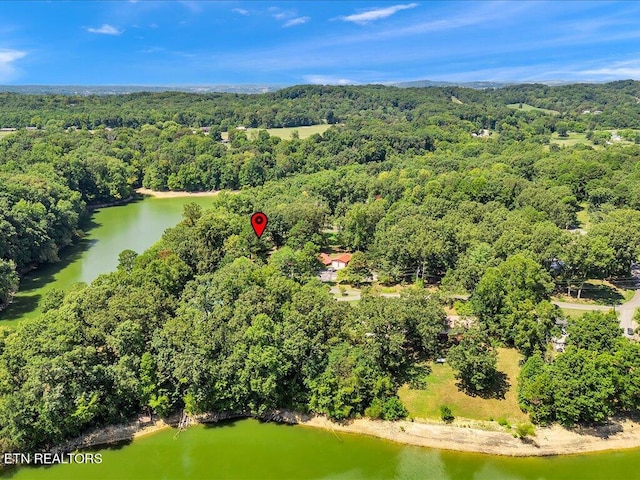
xmin=561 ymin=308 xmax=588 ymax=320
xmin=399 ymin=348 xmax=529 ymax=423
xmin=507 ymin=103 xmax=560 ymax=115
xmin=247 ymin=124 xmax=331 ymax=140
xmin=221 ymin=124 xmax=331 ymax=141
xmin=550 ymin=132 xmax=595 ymax=147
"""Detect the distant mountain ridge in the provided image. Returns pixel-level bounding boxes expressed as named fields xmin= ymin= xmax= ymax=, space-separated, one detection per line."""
xmin=0 ymin=80 xmax=599 ymax=95
xmin=0 ymin=84 xmax=286 ymax=95
xmin=390 ymin=80 xmax=514 ymax=89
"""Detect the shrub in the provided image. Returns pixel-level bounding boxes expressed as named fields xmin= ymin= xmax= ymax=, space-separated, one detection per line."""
xmin=515 ymin=423 xmax=536 ymax=439
xmin=497 ymin=417 xmax=510 ymax=427
xmin=382 ymin=397 xmax=407 ymax=420
xmin=453 ymin=300 xmax=474 ymax=316
xmin=364 ymin=399 xmax=383 ymax=419
xmin=440 ymin=405 xmax=454 ymax=423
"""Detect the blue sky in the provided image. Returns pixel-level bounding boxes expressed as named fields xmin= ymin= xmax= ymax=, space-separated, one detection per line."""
xmin=1 ymin=1 xmax=640 ymax=85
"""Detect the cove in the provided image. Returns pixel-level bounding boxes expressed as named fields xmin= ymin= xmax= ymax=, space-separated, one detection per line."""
xmin=3 ymin=419 xmax=640 ymax=480
xmin=0 ymin=195 xmax=216 ymax=326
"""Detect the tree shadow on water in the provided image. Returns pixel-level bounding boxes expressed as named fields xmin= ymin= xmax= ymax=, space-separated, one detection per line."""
xmin=202 ymin=418 xmax=242 ymax=430
xmin=0 ymin=226 xmax=100 ymax=323
xmin=0 ymin=294 xmax=42 ymax=322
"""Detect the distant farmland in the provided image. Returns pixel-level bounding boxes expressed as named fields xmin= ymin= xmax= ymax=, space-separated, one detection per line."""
xmin=507 ymin=103 xmax=560 ymax=115
xmin=222 ymin=124 xmax=332 ymax=141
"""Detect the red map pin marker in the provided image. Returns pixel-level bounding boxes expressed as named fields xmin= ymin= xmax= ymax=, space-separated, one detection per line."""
xmin=251 ymin=212 xmax=268 ymax=239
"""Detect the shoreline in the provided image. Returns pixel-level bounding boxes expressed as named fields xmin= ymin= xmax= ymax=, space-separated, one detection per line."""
xmin=45 ymin=411 xmax=640 ymax=459
xmin=87 ymin=195 xmax=135 ymax=210
xmin=135 ymin=187 xmax=225 ymax=198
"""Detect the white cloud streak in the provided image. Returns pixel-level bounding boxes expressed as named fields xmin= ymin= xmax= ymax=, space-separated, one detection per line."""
xmin=283 ymin=16 xmax=310 ymax=28
xmin=578 ymin=59 xmax=640 ymax=79
xmin=232 ymin=8 xmax=249 ymax=16
xmin=86 ymin=24 xmax=123 ymax=35
xmin=304 ymin=74 xmax=355 ymax=85
xmin=341 ymin=3 xmax=418 ymax=24
xmin=0 ymin=49 xmax=26 ymax=82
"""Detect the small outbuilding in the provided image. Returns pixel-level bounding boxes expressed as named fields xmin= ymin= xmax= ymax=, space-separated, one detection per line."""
xmin=319 ymin=253 xmax=332 ymax=267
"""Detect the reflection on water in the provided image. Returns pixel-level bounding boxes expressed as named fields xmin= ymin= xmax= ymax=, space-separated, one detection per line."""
xmin=0 ymin=196 xmax=215 ymax=325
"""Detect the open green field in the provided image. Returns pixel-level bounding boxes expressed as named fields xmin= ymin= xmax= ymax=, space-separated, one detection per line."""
xmin=0 ymin=131 xmax=16 ymax=139
xmin=550 ymin=132 xmax=595 ymax=147
xmin=399 ymin=347 xmax=529 ymax=424
xmin=247 ymin=124 xmax=331 ymax=140
xmin=222 ymin=124 xmax=331 ymax=141
xmin=507 ymin=103 xmax=560 ymax=115
xmin=451 ymin=95 xmax=463 ymax=104
xmin=561 ymin=308 xmax=589 ymax=320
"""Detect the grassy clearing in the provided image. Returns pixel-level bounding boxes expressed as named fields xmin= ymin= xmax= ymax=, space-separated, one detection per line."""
xmin=550 ymin=132 xmax=596 ymax=147
xmin=374 ymin=285 xmax=404 ymax=295
xmin=0 ymin=131 xmax=16 ymax=139
xmin=553 ymin=279 xmax=634 ymax=305
xmin=248 ymin=124 xmax=331 ymax=140
xmin=507 ymin=103 xmax=560 ymax=115
xmin=221 ymin=124 xmax=331 ymax=141
xmin=561 ymin=308 xmax=589 ymax=319
xmin=576 ymin=204 xmax=591 ymax=230
xmin=451 ymin=96 xmax=463 ymax=104
xmin=399 ymin=348 xmax=528 ymax=424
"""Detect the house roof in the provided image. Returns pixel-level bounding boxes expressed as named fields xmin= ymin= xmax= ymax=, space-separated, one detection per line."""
xmin=333 ymin=253 xmax=352 ymax=264
xmin=319 ymin=253 xmax=332 ymax=265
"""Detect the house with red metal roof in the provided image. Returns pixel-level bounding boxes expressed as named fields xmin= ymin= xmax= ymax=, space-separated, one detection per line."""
xmin=331 ymin=253 xmax=352 ymax=270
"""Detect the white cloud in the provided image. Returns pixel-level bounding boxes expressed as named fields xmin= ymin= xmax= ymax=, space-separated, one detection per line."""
xmin=0 ymin=49 xmax=26 ymax=82
xmin=341 ymin=3 xmax=418 ymax=25
xmin=304 ymin=74 xmax=355 ymax=85
xmin=284 ymin=16 xmax=310 ymax=28
xmin=579 ymin=60 xmax=640 ymax=79
xmin=86 ymin=24 xmax=123 ymax=35
xmin=233 ymin=8 xmax=249 ymax=16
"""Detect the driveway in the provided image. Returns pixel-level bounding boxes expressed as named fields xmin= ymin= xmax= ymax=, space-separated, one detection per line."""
xmin=553 ymin=273 xmax=639 ymax=338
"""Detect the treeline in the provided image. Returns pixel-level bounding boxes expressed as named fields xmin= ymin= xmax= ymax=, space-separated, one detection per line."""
xmin=2 ymin=82 xmax=640 ymax=133
xmin=0 ymin=170 xmax=85 ymax=308
xmin=450 ymin=80 xmax=640 ymax=128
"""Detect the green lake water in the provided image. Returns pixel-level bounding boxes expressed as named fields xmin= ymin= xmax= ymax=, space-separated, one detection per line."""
xmin=3 ymin=419 xmax=639 ymax=480
xmin=1 ymin=195 xmax=638 ymax=479
xmin=0 ymin=195 xmax=216 ymax=325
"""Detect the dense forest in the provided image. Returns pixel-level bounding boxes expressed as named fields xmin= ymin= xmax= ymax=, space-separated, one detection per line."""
xmin=1 ymin=82 xmax=640 ymax=452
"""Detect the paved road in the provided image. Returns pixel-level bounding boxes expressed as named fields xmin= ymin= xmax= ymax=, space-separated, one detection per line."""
xmin=553 ymin=275 xmax=640 ymax=338
xmin=331 ymin=286 xmax=400 ymax=302
xmin=616 ymin=290 xmax=640 ymax=337
xmin=330 ymin=277 xmax=639 ymax=338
